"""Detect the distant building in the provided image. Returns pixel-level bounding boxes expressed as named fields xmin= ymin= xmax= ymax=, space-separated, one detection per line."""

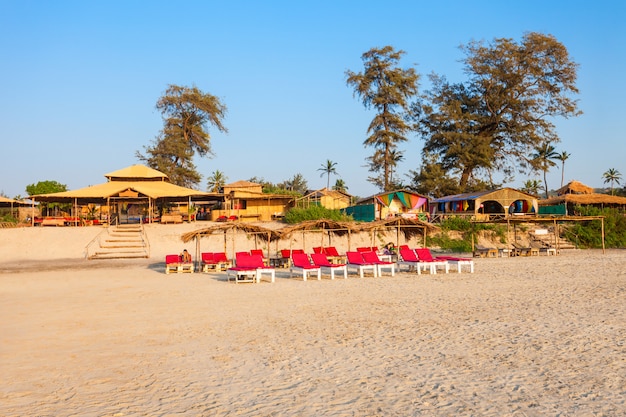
xmin=431 ymin=188 xmax=538 ymax=221
xmin=344 ymin=189 xmax=430 ymax=222
xmin=296 ymin=188 xmax=352 ymax=210
xmin=212 ymin=180 xmax=295 ymax=222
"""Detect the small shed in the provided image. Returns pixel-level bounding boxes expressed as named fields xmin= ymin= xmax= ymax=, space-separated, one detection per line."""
xmin=296 ymin=188 xmax=352 ymax=210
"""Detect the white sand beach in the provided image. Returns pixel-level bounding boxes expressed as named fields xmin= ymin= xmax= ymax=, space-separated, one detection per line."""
xmin=1 ymin=224 xmax=625 ymax=416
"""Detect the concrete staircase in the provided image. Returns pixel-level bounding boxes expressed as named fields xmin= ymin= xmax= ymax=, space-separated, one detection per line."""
xmin=87 ymin=224 xmax=150 ymax=259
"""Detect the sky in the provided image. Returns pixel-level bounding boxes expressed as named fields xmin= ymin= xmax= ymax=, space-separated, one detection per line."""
xmin=1 ymin=1 xmax=624 ymax=199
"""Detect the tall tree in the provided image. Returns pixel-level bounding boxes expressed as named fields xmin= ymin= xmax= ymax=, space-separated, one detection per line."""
xmin=137 ymin=84 xmax=228 ymax=188
xmin=530 ymin=142 xmax=559 ymax=198
xmin=603 ymin=168 xmax=622 ymax=195
xmin=418 ymin=32 xmax=580 ymax=191
xmin=346 ymin=46 xmax=419 ymax=191
xmin=318 ymin=160 xmax=338 ymax=190
xmin=554 ymin=151 xmax=571 ymax=188
xmin=206 ymin=170 xmax=228 ymax=193
xmin=280 ymin=173 xmax=308 ymax=195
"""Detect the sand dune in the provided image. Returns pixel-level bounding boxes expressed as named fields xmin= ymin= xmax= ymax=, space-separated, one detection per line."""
xmin=1 ymin=224 xmax=625 ymax=416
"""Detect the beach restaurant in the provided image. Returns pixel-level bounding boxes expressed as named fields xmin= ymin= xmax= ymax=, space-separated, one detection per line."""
xmin=30 ymin=164 xmax=221 ymax=225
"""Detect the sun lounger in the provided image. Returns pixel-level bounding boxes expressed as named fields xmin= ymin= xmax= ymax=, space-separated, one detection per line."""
xmin=511 ymin=243 xmax=532 ymax=257
xmin=418 ymin=248 xmax=473 ymax=273
xmin=310 ymin=253 xmax=347 ymax=279
xmin=290 ymin=253 xmax=321 ymax=281
xmin=201 ymin=252 xmax=218 ymax=272
xmin=473 ymin=245 xmax=498 ymax=258
xmin=212 ymin=252 xmax=232 ymax=270
xmin=165 ymin=254 xmax=181 ymax=274
xmin=346 ymin=251 xmax=377 ymax=278
xmin=414 ymin=248 xmax=449 ymax=274
xmin=227 ymin=253 xmax=275 ymax=283
xmin=361 ymin=251 xmax=395 ymax=276
xmin=398 ymin=248 xmax=426 ymax=274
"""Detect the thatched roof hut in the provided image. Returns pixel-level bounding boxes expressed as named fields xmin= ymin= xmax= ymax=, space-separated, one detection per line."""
xmin=556 ymin=180 xmax=594 ymax=196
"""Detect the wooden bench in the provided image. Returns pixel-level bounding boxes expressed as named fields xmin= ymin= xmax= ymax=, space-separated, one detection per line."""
xmin=161 ymin=214 xmax=183 ymax=224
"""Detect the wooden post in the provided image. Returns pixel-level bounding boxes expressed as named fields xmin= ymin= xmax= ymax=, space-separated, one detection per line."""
xmin=601 ymin=217 xmax=605 ymax=254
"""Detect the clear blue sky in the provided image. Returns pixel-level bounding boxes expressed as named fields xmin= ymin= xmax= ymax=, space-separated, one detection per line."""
xmin=1 ymin=1 xmax=624 ymax=199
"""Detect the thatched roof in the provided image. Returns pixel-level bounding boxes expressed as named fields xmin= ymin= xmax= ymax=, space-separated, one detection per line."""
xmin=105 ymin=164 xmax=169 ymax=181
xmin=357 ymin=217 xmax=439 ymax=240
xmin=556 ymin=180 xmax=594 ymax=196
xmin=539 ymin=193 xmax=626 ymax=206
xmin=181 ymin=223 xmax=282 ymax=243
xmin=278 ymin=219 xmax=358 ymax=238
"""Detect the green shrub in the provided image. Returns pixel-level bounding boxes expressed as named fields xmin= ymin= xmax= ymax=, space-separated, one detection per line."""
xmin=564 ymin=205 xmax=626 ymax=248
xmin=284 ymin=206 xmax=353 ymax=224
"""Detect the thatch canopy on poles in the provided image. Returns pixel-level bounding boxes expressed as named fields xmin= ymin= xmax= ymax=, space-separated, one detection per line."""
xmin=356 ymin=217 xmax=439 ymax=248
xmin=181 ymin=223 xmax=282 ymax=267
xmin=278 ymin=219 xmax=359 ymax=251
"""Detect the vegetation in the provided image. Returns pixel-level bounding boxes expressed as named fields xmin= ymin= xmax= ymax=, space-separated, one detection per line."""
xmin=25 ymin=180 xmax=69 ymax=215
xmin=427 ymin=216 xmax=507 ymax=252
xmin=602 ymin=168 xmax=622 ymax=195
xmin=318 ymin=160 xmax=338 ymax=190
xmin=530 ymin=142 xmax=559 ymax=198
xmin=206 ymin=170 xmax=227 ymax=193
xmin=284 ymin=205 xmax=353 ymax=224
xmin=346 ymin=45 xmax=419 ymax=192
xmin=415 ymin=32 xmax=580 ymax=193
xmin=563 ymin=205 xmax=626 ymax=248
xmin=137 ymin=84 xmax=228 ymax=188
xmin=555 ymin=151 xmax=571 ymax=188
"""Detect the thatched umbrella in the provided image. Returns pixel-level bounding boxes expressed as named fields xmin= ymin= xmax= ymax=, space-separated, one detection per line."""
xmin=181 ymin=222 xmax=282 ymax=268
xmin=357 ymin=217 xmax=440 ymax=249
xmin=278 ymin=219 xmax=358 ymax=252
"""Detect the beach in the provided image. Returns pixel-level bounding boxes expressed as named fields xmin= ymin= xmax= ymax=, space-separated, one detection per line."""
xmin=1 ymin=224 xmax=625 ymax=416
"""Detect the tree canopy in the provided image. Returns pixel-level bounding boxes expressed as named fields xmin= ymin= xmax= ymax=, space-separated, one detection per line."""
xmin=137 ymin=84 xmax=228 ymax=188
xmin=346 ymin=46 xmax=419 ymax=192
xmin=416 ymin=32 xmax=580 ymax=193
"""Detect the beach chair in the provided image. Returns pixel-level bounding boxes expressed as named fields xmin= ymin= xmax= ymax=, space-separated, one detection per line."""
xmin=414 ymin=248 xmax=449 ymax=274
xmin=201 ymin=252 xmax=219 ymax=273
xmin=179 ymin=254 xmax=194 ymax=273
xmin=418 ymin=248 xmax=473 ymax=273
xmin=311 ymin=253 xmax=347 ymax=279
xmin=361 ymin=251 xmax=395 ymax=276
xmin=346 ymin=251 xmax=377 ymax=278
xmin=165 ymin=254 xmax=181 ymax=274
xmin=290 ymin=253 xmax=321 ymax=281
xmin=323 ymin=246 xmax=345 ymax=264
xmin=228 ymin=253 xmax=275 ymax=283
xmin=250 ymin=249 xmax=268 ymax=265
xmin=473 ymin=245 xmax=498 ymax=258
xmin=398 ymin=248 xmax=425 ymax=274
xmin=511 ymin=243 xmax=532 ymax=257
xmin=213 ymin=252 xmax=232 ymax=270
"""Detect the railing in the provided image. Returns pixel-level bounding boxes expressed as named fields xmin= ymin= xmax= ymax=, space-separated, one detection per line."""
xmin=84 ymin=226 xmax=110 ymax=259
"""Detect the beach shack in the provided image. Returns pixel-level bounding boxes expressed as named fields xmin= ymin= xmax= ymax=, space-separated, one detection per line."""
xmin=539 ymin=180 xmax=626 ymax=215
xmin=295 ymin=188 xmax=352 ymax=210
xmin=30 ymin=164 xmax=221 ymax=225
xmin=430 ymin=188 xmax=538 ymax=222
xmin=344 ymin=189 xmax=430 ymax=222
xmin=211 ymin=180 xmax=295 ymax=222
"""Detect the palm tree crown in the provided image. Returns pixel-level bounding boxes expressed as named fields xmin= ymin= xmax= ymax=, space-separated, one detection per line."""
xmin=318 ymin=160 xmax=339 ymax=190
xmin=603 ymin=168 xmax=622 ymax=195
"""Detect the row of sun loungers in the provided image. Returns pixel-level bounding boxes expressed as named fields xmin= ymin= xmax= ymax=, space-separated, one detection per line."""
xmin=165 ymin=246 xmax=475 ymax=281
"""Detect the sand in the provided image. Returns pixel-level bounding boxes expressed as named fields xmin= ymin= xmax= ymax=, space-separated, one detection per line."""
xmin=1 ymin=224 xmax=625 ymax=416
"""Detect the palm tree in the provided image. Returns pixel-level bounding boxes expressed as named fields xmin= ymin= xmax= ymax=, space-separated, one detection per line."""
xmin=530 ymin=142 xmax=559 ymax=198
xmin=318 ymin=160 xmax=338 ymax=190
xmin=521 ymin=179 xmax=542 ymax=196
xmin=555 ymin=151 xmax=571 ymax=188
xmin=206 ymin=170 xmax=227 ymax=193
xmin=602 ymin=168 xmax=622 ymax=195
xmin=332 ymin=179 xmax=348 ymax=193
